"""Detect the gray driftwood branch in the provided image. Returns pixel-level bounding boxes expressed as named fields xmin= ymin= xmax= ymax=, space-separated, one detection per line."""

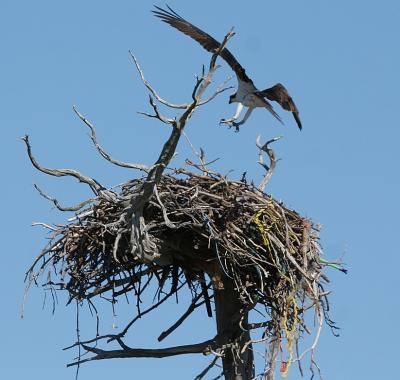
xmin=67 ymin=338 xmax=217 ymax=367
xmin=73 ymin=106 xmax=151 ymax=172
xmin=124 ymin=29 xmax=235 ymax=263
xmin=129 ymin=50 xmax=233 ymax=110
xmin=22 ymin=135 xmax=105 ymax=195
xmin=256 ymin=135 xmax=282 ymax=192
xmin=33 ymin=184 xmax=94 ymax=212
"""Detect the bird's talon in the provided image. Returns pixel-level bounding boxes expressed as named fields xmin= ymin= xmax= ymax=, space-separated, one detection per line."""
xmin=219 ymin=118 xmax=236 ymax=126
xmin=219 ymin=118 xmax=240 ymax=132
xmin=219 ymin=118 xmax=232 ymax=126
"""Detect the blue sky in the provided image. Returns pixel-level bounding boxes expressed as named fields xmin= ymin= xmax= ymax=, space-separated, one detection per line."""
xmin=1 ymin=1 xmax=399 ymax=379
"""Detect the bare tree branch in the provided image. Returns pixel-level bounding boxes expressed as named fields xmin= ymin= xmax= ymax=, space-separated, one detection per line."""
xmin=154 ymin=184 xmax=176 ymax=229
xmin=292 ymin=303 xmax=324 ymax=365
xmin=129 ymin=51 xmax=189 ymax=109
xmin=130 ymin=51 xmax=232 ymax=110
xmin=31 ymin=222 xmax=58 ymax=231
xmin=71 ymin=268 xmax=154 ymax=301
xmin=34 ymin=184 xmax=94 ymax=212
xmin=22 ymin=135 xmax=104 ymax=195
xmin=73 ymin=106 xmax=151 ymax=172
xmin=138 ymin=95 xmax=176 ymax=124
xmin=256 ymin=135 xmax=282 ymax=192
xmin=194 ymin=356 xmax=220 ymax=380
xmin=196 ymin=29 xmax=235 ymax=102
xmin=158 ymin=284 xmax=213 ymax=342
xmin=109 ymin=281 xmax=186 ymax=341
xmin=199 ymin=76 xmax=234 ymax=106
xmin=67 ymin=338 xmax=217 ymax=367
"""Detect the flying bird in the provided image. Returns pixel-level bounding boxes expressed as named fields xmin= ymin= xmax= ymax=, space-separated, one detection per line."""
xmin=153 ymin=6 xmax=302 ymax=131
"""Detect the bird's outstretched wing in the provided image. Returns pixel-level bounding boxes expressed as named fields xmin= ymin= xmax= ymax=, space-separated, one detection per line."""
xmin=153 ymin=5 xmax=252 ymax=83
xmin=258 ymin=83 xmax=302 ymax=130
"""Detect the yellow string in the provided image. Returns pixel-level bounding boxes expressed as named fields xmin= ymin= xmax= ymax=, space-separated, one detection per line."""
xmin=254 ymin=206 xmax=299 ymax=378
xmin=254 ymin=208 xmax=270 ymax=248
xmin=254 ymin=206 xmax=277 ymax=266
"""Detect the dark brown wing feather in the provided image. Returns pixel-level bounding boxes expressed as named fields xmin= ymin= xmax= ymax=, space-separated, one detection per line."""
xmin=259 ymin=83 xmax=302 ymax=130
xmin=153 ymin=6 xmax=252 ymax=83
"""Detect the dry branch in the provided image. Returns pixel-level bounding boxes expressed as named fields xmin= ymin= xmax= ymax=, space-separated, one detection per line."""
xmin=67 ymin=338 xmax=216 ymax=367
xmin=22 ymin=135 xmax=105 ymax=194
xmin=73 ymin=106 xmax=151 ymax=172
xmin=256 ymin=135 xmax=282 ymax=192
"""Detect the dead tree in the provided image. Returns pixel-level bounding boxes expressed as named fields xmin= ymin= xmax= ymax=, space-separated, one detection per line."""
xmin=23 ymin=30 xmax=344 ymax=380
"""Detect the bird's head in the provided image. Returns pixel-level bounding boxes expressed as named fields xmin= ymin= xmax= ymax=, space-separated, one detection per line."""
xmin=229 ymin=93 xmax=237 ymax=104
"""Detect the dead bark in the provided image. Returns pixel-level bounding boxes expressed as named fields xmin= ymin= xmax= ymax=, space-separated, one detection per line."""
xmin=214 ymin=274 xmax=254 ymax=380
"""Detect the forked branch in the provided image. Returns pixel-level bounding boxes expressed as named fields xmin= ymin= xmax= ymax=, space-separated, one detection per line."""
xmin=34 ymin=184 xmax=94 ymax=212
xmin=73 ymin=106 xmax=151 ymax=172
xmin=256 ymin=135 xmax=282 ymax=192
xmin=22 ymin=135 xmax=104 ymax=195
xmin=67 ymin=338 xmax=217 ymax=367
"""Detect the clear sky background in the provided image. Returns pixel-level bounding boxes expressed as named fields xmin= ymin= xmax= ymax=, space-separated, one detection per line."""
xmin=1 ymin=0 xmax=399 ymax=379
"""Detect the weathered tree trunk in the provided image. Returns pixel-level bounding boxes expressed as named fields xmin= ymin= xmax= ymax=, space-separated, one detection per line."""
xmin=214 ymin=274 xmax=254 ymax=380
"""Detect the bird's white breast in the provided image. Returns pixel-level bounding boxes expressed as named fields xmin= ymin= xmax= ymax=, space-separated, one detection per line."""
xmin=236 ymin=80 xmax=261 ymax=107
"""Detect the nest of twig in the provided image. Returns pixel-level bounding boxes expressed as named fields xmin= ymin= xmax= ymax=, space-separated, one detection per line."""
xmin=27 ymin=168 xmax=334 ymax=327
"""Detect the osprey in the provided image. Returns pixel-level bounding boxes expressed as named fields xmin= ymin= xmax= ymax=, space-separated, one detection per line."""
xmin=153 ymin=6 xmax=302 ymax=131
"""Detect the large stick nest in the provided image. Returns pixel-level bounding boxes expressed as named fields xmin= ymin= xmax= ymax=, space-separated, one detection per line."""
xmin=28 ymin=169 xmax=330 ymax=319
